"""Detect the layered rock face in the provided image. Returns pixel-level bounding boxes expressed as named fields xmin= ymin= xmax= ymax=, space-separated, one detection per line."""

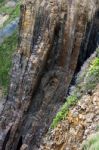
xmin=0 ymin=0 xmax=98 ymax=149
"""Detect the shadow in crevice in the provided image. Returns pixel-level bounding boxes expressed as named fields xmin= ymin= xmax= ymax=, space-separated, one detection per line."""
xmin=16 ymin=136 xmax=22 ymax=150
xmin=2 ymin=129 xmax=11 ymax=150
xmin=77 ymin=9 xmax=99 ymax=72
xmin=69 ymin=9 xmax=99 ymax=87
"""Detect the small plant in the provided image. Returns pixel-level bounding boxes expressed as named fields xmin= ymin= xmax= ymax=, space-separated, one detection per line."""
xmin=51 ymin=94 xmax=78 ymax=129
xmin=84 ymin=58 xmax=99 ymax=91
xmin=82 ymin=132 xmax=99 ymax=150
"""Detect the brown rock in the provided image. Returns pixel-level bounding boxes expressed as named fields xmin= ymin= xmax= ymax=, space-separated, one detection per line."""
xmin=0 ymin=0 xmax=99 ymax=149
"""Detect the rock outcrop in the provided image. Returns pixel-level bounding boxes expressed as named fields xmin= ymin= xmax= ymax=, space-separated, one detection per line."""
xmin=0 ymin=0 xmax=99 ymax=149
xmin=40 ymin=84 xmax=99 ymax=150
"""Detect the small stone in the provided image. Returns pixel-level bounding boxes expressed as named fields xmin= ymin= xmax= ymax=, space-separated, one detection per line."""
xmin=79 ymin=114 xmax=85 ymax=120
xmin=86 ymin=113 xmax=94 ymax=123
xmin=20 ymin=144 xmax=28 ymax=150
xmin=72 ymin=111 xmax=79 ymax=117
xmin=70 ymin=128 xmax=76 ymax=135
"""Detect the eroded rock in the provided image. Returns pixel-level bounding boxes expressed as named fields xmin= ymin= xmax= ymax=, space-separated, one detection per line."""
xmin=0 ymin=0 xmax=99 ymax=149
xmin=40 ymin=85 xmax=99 ymax=150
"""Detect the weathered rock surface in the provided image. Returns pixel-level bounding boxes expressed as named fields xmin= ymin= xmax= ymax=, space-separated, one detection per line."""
xmin=0 ymin=0 xmax=99 ymax=149
xmin=40 ymin=84 xmax=99 ymax=150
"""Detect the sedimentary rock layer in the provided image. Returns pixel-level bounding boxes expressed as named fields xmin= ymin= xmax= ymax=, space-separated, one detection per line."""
xmin=0 ymin=0 xmax=98 ymax=149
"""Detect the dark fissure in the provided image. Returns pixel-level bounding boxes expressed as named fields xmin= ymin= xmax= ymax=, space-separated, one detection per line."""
xmin=2 ymin=129 xmax=11 ymax=150
xmin=70 ymin=9 xmax=99 ymax=86
xmin=16 ymin=136 xmax=22 ymax=150
xmin=77 ymin=11 xmax=99 ymax=72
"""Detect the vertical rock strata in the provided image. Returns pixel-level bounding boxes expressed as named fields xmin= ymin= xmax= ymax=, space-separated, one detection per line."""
xmin=0 ymin=0 xmax=98 ymax=149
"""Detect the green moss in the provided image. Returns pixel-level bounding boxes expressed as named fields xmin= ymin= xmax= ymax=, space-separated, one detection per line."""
xmin=85 ymin=58 xmax=99 ymax=91
xmin=82 ymin=132 xmax=99 ymax=150
xmin=0 ymin=30 xmax=18 ymax=89
xmin=51 ymin=94 xmax=78 ymax=129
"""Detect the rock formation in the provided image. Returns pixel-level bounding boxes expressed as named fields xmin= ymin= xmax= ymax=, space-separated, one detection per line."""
xmin=40 ymin=84 xmax=99 ymax=150
xmin=0 ymin=0 xmax=99 ymax=149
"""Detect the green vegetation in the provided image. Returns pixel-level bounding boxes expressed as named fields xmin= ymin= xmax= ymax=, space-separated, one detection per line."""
xmin=51 ymin=94 xmax=78 ymax=129
xmin=0 ymin=5 xmax=15 ymax=14
xmin=0 ymin=0 xmax=20 ymax=91
xmin=0 ymin=3 xmax=20 ymax=28
xmin=82 ymin=132 xmax=99 ymax=150
xmin=51 ymin=48 xmax=99 ymax=129
xmin=0 ymin=0 xmax=4 ymax=4
xmin=73 ymin=49 xmax=99 ymax=96
xmin=0 ymin=30 xmax=18 ymax=89
xmin=85 ymin=57 xmax=99 ymax=91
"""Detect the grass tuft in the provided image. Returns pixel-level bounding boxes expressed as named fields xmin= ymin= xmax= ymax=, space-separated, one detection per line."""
xmin=82 ymin=132 xmax=99 ymax=150
xmin=84 ymin=57 xmax=99 ymax=91
xmin=51 ymin=94 xmax=78 ymax=129
xmin=0 ymin=30 xmax=18 ymax=89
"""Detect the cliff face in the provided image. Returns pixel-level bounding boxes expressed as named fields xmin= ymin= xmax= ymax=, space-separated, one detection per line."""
xmin=0 ymin=0 xmax=99 ymax=150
